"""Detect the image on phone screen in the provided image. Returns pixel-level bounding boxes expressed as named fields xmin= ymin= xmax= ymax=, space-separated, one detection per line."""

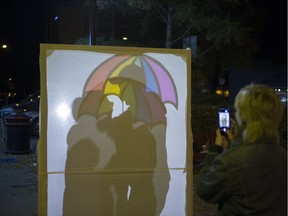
xmin=218 ymin=107 xmax=230 ymax=134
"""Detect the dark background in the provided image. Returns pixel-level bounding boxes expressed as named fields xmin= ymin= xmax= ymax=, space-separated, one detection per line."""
xmin=255 ymin=0 xmax=287 ymax=63
xmin=0 ymin=0 xmax=286 ymax=96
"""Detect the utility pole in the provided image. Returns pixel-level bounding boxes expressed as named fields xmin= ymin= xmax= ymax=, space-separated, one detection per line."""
xmin=89 ymin=0 xmax=96 ymax=45
xmin=165 ymin=6 xmax=172 ymax=48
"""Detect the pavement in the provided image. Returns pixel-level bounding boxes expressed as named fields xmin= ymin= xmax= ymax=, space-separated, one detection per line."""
xmin=0 ymin=127 xmax=38 ymax=216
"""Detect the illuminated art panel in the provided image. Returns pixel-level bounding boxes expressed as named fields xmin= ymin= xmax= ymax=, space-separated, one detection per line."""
xmin=39 ymin=44 xmax=192 ymax=216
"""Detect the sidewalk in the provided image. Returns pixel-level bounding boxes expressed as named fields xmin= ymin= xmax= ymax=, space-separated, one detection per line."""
xmin=0 ymin=133 xmax=38 ymax=216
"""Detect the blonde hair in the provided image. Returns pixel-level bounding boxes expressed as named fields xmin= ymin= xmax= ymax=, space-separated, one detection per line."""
xmin=235 ymin=84 xmax=284 ymax=144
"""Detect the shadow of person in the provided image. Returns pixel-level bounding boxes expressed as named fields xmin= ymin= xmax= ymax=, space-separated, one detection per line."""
xmin=63 ymin=89 xmax=170 ymax=216
xmin=98 ymin=110 xmax=158 ymax=215
xmin=63 ymin=139 xmax=115 ymax=216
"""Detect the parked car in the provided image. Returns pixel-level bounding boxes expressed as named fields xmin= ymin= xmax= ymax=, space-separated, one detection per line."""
xmin=0 ymin=91 xmax=40 ymax=137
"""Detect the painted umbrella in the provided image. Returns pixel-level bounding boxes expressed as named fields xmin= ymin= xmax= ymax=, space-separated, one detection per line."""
xmin=80 ymin=77 xmax=167 ymax=126
xmin=77 ymin=90 xmax=112 ymax=119
xmin=104 ymin=77 xmax=167 ymax=125
xmin=84 ymin=55 xmax=178 ymax=109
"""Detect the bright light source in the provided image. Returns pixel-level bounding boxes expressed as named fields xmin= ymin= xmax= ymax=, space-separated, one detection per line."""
xmin=122 ymin=37 xmax=128 ymax=41
xmin=2 ymin=44 xmax=7 ymax=49
xmin=224 ymin=90 xmax=229 ymax=97
xmin=215 ymin=90 xmax=223 ymax=95
xmin=54 ymin=16 xmax=59 ymax=21
xmin=56 ymin=103 xmax=71 ymax=119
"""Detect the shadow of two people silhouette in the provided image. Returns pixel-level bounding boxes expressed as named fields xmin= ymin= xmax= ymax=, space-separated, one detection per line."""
xmin=63 ymin=88 xmax=170 ymax=216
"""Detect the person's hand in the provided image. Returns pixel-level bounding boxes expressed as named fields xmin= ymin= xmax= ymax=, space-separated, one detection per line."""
xmin=215 ymin=129 xmax=229 ymax=149
xmin=215 ymin=119 xmax=235 ymax=149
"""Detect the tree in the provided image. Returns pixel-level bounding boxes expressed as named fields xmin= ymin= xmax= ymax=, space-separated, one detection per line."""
xmin=126 ymin=0 xmax=261 ymax=80
xmin=187 ymin=0 xmax=260 ymax=78
xmin=126 ymin=0 xmax=194 ymax=48
xmin=88 ymin=0 xmax=262 ymax=90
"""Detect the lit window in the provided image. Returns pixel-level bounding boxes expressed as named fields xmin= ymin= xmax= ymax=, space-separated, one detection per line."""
xmin=215 ymin=90 xmax=223 ymax=95
xmin=224 ymin=90 xmax=229 ymax=97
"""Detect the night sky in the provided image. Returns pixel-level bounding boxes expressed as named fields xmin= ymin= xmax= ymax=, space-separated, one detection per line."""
xmin=0 ymin=1 xmax=47 ymax=94
xmin=0 ymin=0 xmax=286 ymax=96
xmin=255 ymin=0 xmax=287 ymax=63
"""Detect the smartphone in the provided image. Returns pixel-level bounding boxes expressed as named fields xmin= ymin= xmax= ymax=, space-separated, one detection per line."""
xmin=218 ymin=107 xmax=230 ymax=135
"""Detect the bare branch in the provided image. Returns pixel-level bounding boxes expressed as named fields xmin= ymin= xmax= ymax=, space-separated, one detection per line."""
xmin=198 ymin=45 xmax=216 ymax=58
xmin=153 ymin=4 xmax=168 ymax=24
xmin=171 ymin=25 xmax=193 ymax=46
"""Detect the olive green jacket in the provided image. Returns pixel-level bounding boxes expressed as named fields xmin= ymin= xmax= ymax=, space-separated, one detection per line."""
xmin=196 ymin=138 xmax=287 ymax=216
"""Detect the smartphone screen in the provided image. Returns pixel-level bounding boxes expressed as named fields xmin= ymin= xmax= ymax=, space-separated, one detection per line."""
xmin=218 ymin=107 xmax=230 ymax=135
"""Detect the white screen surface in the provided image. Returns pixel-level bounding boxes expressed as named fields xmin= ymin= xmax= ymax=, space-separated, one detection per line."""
xmin=39 ymin=45 xmax=192 ymax=216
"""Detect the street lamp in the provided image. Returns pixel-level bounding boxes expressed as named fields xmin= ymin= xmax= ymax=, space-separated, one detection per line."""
xmin=2 ymin=44 xmax=7 ymax=49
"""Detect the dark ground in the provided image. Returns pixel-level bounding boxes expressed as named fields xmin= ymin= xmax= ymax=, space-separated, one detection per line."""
xmin=0 ymin=129 xmax=38 ymax=216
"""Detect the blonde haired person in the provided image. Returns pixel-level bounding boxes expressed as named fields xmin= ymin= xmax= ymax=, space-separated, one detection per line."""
xmin=196 ymin=84 xmax=287 ymax=215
